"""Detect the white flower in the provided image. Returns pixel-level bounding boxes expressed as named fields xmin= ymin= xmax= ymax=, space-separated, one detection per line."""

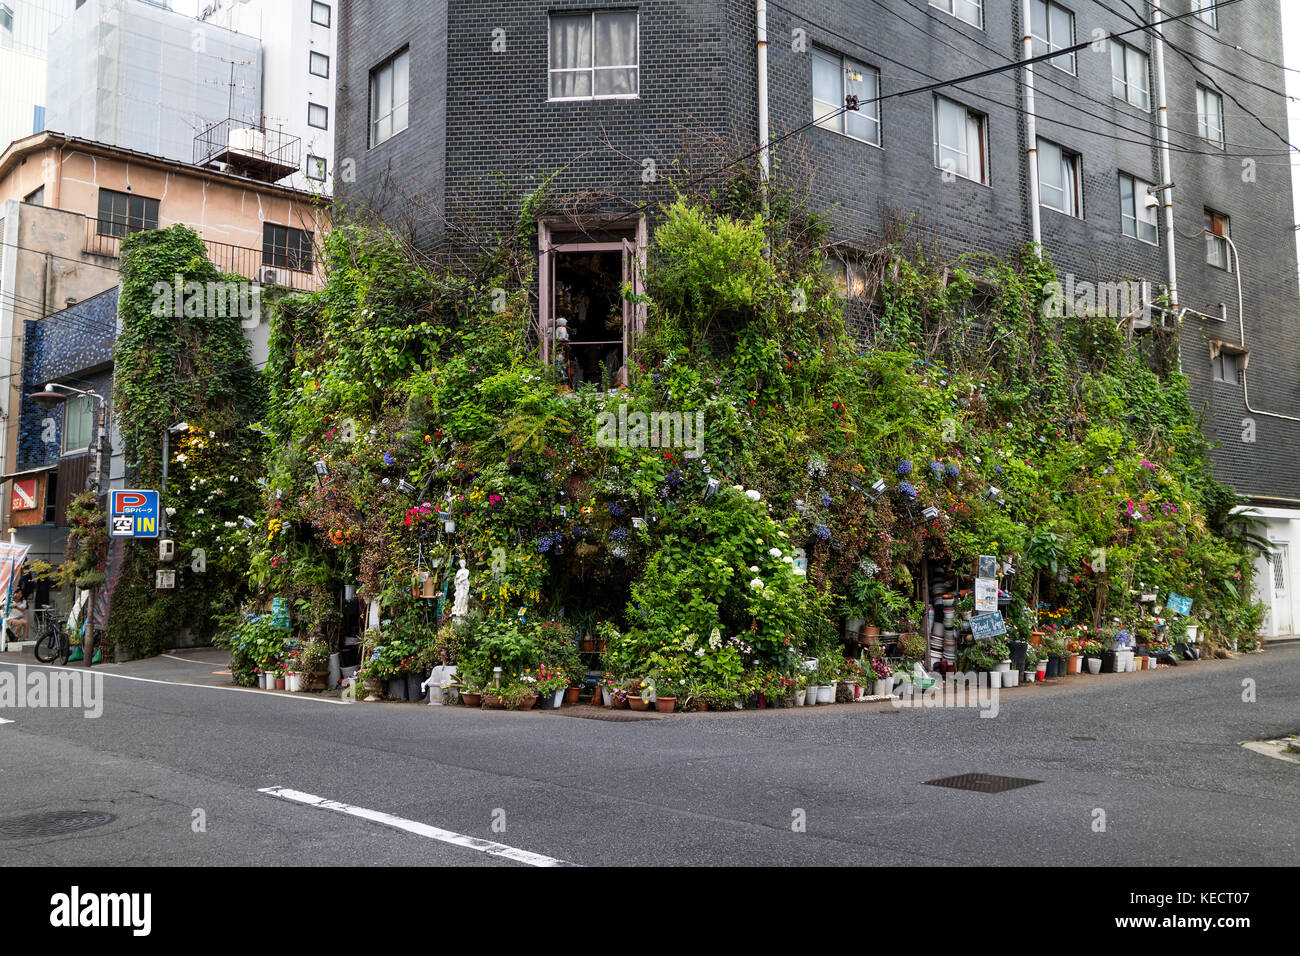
xmin=695 ymin=648 xmax=705 ymax=657
xmin=768 ymin=547 xmax=782 ymax=558
xmin=209 ymin=430 xmax=216 ymax=438
xmin=708 ymin=628 xmax=722 ymax=649
xmin=744 ymin=489 xmax=761 ymax=501
xmin=782 ymin=556 xmax=793 ymax=564
xmin=793 ymin=567 xmax=806 ymax=576
xmin=749 ymin=565 xmax=760 ymax=573
xmin=749 ymin=577 xmax=764 ymax=591
xmin=196 ymin=509 xmax=205 ymax=515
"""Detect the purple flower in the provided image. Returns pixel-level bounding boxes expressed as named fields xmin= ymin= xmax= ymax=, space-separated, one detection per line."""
xmin=383 ymin=452 xmax=395 ymax=465
xmin=820 ymin=492 xmax=833 ymax=508
xmin=899 ymin=481 xmax=918 ymax=500
xmin=813 ymin=523 xmax=831 ymax=541
xmin=929 ymin=461 xmax=944 ymax=479
xmin=609 ymin=527 xmax=629 ymax=542
xmin=945 ymin=463 xmax=960 ymax=479
xmin=897 ymin=459 xmax=913 ymax=477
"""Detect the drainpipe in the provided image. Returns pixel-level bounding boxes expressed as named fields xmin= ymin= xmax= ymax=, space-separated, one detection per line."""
xmin=1020 ymin=0 xmax=1042 ymax=255
xmin=1152 ymin=2 xmax=1178 ymax=309
xmin=756 ymin=1 xmax=770 ymax=189
xmin=1221 ymin=232 xmax=1300 ymax=424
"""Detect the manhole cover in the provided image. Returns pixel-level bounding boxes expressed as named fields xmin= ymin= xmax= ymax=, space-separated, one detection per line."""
xmin=924 ymin=773 xmax=1042 ymax=793
xmin=0 ymin=810 xmax=116 ymax=838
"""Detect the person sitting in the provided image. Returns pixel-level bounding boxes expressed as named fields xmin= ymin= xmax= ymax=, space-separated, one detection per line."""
xmin=6 ymin=590 xmax=29 ymax=642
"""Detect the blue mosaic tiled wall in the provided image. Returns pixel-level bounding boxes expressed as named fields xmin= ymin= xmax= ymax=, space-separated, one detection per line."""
xmin=19 ymin=288 xmax=118 ymax=471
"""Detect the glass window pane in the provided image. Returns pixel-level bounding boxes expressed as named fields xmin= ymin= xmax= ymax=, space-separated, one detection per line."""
xmin=595 ymin=68 xmax=636 ymax=96
xmin=594 ymin=11 xmax=637 ymax=68
xmin=550 ymin=14 xmax=592 ymax=70
xmin=813 ymin=51 xmax=842 ymax=130
xmin=393 ymin=51 xmax=409 ymax=108
xmin=551 ymin=71 xmax=592 ymax=99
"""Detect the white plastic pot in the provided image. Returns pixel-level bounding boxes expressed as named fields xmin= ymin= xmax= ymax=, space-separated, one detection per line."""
xmin=816 ymin=683 xmax=836 ymax=705
xmin=995 ymin=660 xmax=1012 ymax=673
xmin=285 ymin=673 xmax=302 ymax=693
xmin=1087 ymin=657 xmax=1102 ymax=675
xmin=1002 ymin=669 xmax=1018 ymax=687
xmin=987 ymin=671 xmax=1002 ymax=689
xmin=805 ymin=686 xmax=818 ymax=706
xmin=794 ymin=689 xmax=806 ymax=706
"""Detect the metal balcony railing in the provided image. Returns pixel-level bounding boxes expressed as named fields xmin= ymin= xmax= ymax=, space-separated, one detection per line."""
xmin=82 ymin=217 xmax=323 ymax=293
xmin=194 ymin=119 xmax=302 ymax=184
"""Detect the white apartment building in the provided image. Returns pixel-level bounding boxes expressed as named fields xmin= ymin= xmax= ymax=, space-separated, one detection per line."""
xmin=198 ymin=0 xmax=336 ymax=194
xmin=0 ymin=0 xmax=74 ymax=150
xmin=45 ymin=0 xmax=261 ymax=166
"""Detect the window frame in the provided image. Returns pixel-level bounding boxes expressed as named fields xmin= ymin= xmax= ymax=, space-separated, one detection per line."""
xmin=1197 ymin=84 xmax=1225 ymax=148
xmin=1205 ymin=209 xmax=1231 ymax=271
xmin=928 ymin=0 xmax=984 ymax=29
xmin=368 ymin=46 xmax=410 ymax=147
xmin=95 ymin=188 xmax=159 ymax=238
xmin=812 ymin=48 xmax=882 ymax=147
xmin=1037 ymin=138 xmax=1082 ymax=218
xmin=310 ymin=1 xmax=331 ymax=28
xmin=1030 ymin=0 xmax=1076 ymax=75
xmin=262 ymin=223 xmax=315 ymax=273
xmin=933 ymin=95 xmax=989 ymax=185
xmin=306 ymin=155 xmax=327 ymax=182
xmin=1118 ymin=173 xmax=1159 ymax=245
xmin=1193 ymin=0 xmax=1218 ymax=29
xmin=1110 ymin=38 xmax=1150 ymax=111
xmin=309 ymin=51 xmax=330 ymax=78
xmin=307 ymin=102 xmax=329 ymax=130
xmin=61 ymin=395 xmax=94 ymax=456
xmin=547 ymin=10 xmax=640 ymax=102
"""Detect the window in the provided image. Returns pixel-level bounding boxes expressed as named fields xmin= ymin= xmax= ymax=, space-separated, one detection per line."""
xmin=1193 ymin=0 xmax=1218 ymax=29
xmin=1030 ymin=0 xmax=1076 ymax=74
xmin=933 ymin=96 xmax=988 ymax=184
xmin=0 ymin=4 xmax=12 ymax=32
xmin=1119 ymin=173 xmax=1158 ymax=243
xmin=1038 ymin=139 xmax=1081 ymax=217
xmin=24 ymin=186 xmax=44 ymax=206
xmin=548 ymin=10 xmax=639 ymax=99
xmin=308 ymin=102 xmax=329 ymax=129
xmin=929 ymin=0 xmax=983 ymax=28
xmin=263 ymin=224 xmax=314 ymax=272
xmin=310 ymin=1 xmax=331 ymax=28
xmin=96 ymin=188 xmax=159 ymax=238
xmin=812 ymin=49 xmax=881 ymax=146
xmin=306 ymin=155 xmax=327 ymax=182
xmin=369 ymin=47 xmax=409 ymax=146
xmin=1197 ymin=85 xmax=1224 ymax=147
xmin=62 ymin=396 xmax=93 ymax=455
xmin=1205 ymin=210 xmax=1231 ymax=270
xmin=1110 ymin=39 xmax=1150 ymax=110
xmin=309 ymin=51 xmax=330 ymax=78
xmin=824 ymin=256 xmax=870 ymax=298
xmin=1211 ymin=351 xmax=1241 ymax=383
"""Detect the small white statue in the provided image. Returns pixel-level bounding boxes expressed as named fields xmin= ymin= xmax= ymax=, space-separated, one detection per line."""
xmin=452 ymin=559 xmax=470 ymax=619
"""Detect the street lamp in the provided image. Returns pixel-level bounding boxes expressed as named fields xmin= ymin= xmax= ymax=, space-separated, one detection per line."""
xmin=160 ymin=421 xmax=190 ymax=537
xmin=28 ymin=383 xmax=107 ymax=494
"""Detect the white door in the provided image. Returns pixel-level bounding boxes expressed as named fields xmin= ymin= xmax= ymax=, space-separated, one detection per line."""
xmin=1271 ymin=544 xmax=1291 ymax=635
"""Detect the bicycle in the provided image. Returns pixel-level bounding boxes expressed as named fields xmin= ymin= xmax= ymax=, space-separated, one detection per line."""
xmin=32 ymin=607 xmax=70 ymax=665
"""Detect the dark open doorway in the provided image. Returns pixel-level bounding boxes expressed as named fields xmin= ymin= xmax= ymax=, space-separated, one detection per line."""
xmin=554 ymin=250 xmax=624 ymax=389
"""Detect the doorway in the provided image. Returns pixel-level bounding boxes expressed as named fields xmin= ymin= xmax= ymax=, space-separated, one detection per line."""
xmin=1270 ymin=543 xmax=1291 ymax=634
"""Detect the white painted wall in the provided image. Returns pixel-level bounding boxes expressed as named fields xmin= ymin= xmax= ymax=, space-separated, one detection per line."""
xmin=1245 ymin=506 xmax=1300 ymax=638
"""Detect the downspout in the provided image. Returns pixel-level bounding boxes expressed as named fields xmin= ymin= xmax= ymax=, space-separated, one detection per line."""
xmin=1152 ymin=2 xmax=1178 ymax=309
xmin=1222 ymin=232 xmax=1300 ymax=424
xmin=756 ymin=1 xmax=770 ymax=190
xmin=1020 ymin=0 xmax=1041 ymax=255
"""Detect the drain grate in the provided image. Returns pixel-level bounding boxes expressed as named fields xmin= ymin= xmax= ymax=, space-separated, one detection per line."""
xmin=924 ymin=773 xmax=1042 ymax=794
xmin=0 ymin=810 xmax=116 ymax=838
xmin=1071 ymin=736 xmax=1097 ymax=741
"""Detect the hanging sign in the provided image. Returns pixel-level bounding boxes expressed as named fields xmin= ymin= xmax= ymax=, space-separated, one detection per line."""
xmin=970 ymin=611 xmax=1008 ymax=640
xmin=1167 ymin=593 xmax=1193 ymax=616
xmin=974 ymin=577 xmax=999 ymax=613
xmin=109 ymin=490 xmax=160 ymax=538
xmin=977 ymin=554 xmax=999 ymax=579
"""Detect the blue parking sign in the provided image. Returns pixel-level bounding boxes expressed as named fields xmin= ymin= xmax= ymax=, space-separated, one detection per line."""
xmin=110 ymin=490 xmax=160 ymax=538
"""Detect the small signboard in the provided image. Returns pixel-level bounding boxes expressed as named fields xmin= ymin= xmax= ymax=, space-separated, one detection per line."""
xmin=970 ymin=611 xmax=1008 ymax=640
xmin=270 ymin=596 xmax=291 ymax=630
xmin=1167 ymin=593 xmax=1194 ymax=616
xmin=975 ymin=577 xmax=999 ymax=613
xmin=977 ymin=554 xmax=999 ymax=579
xmin=155 ymin=570 xmax=176 ymax=590
xmin=109 ymin=490 xmax=160 ymax=538
xmin=11 ymin=478 xmax=38 ymax=512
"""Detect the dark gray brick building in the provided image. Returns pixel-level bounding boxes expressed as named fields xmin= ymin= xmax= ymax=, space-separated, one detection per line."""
xmin=336 ymin=0 xmax=1300 ymax=634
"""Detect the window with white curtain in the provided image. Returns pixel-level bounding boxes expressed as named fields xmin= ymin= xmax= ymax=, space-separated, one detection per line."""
xmin=929 ymin=0 xmax=983 ymax=29
xmin=934 ymin=96 xmax=988 ymax=184
xmin=812 ymin=48 xmax=881 ymax=146
xmin=1205 ymin=209 xmax=1231 ymax=270
xmin=1038 ymin=139 xmax=1081 ymax=217
xmin=1197 ymin=85 xmax=1224 ymax=147
xmin=1118 ymin=173 xmax=1158 ymax=243
xmin=1030 ymin=0 xmax=1076 ymax=74
xmin=1119 ymin=173 xmax=1158 ymax=243
xmin=1110 ymin=39 xmax=1150 ymax=110
xmin=369 ymin=48 xmax=409 ymax=147
xmin=549 ymin=11 xmax=639 ymax=100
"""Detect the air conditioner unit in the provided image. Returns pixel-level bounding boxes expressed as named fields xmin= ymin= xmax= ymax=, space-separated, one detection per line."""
xmin=227 ymin=127 xmax=267 ymax=158
xmin=257 ymin=267 xmax=279 ymax=286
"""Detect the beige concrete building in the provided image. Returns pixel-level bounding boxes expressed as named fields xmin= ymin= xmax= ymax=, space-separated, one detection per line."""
xmin=0 ymin=130 xmax=326 ymax=554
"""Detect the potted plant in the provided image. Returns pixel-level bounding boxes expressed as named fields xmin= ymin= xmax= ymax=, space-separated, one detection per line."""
xmin=869 ymin=656 xmax=893 ymax=697
xmin=297 ymin=639 xmax=330 ymax=691
xmin=629 ymin=677 xmax=653 ymax=710
xmin=534 ymin=666 xmax=568 ymax=709
xmin=1023 ymin=644 xmax=1041 ymax=683
xmin=1042 ymin=634 xmax=1065 ymax=678
xmin=815 ymin=659 xmax=840 ymax=704
xmin=1081 ymin=638 xmax=1104 ymax=674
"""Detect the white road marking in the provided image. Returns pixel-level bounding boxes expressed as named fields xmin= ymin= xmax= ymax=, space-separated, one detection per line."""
xmin=0 ymin=717 xmax=13 ymax=725
xmin=259 ymin=785 xmax=576 ymax=867
xmin=0 ymin=662 xmax=350 ymax=704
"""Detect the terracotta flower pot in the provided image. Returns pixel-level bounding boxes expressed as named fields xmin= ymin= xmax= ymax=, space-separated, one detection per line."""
xmin=629 ymin=697 xmax=650 ymax=711
xmin=274 ymin=677 xmax=285 ymax=690
xmin=460 ymin=692 xmax=483 ymax=708
xmin=693 ymin=700 xmax=708 ymax=712
xmin=565 ymin=686 xmax=581 ymax=704
xmin=518 ymin=694 xmax=539 ymax=711
xmin=654 ymin=696 xmax=676 ymax=714
xmin=483 ymin=695 xmax=503 ymax=709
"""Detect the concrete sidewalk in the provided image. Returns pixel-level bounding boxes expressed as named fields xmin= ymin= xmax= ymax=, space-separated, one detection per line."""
xmin=0 ymin=644 xmax=235 ymax=687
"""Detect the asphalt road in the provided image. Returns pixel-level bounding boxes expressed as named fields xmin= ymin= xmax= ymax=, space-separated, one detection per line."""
xmin=1 ymin=645 xmax=1297 ymax=866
